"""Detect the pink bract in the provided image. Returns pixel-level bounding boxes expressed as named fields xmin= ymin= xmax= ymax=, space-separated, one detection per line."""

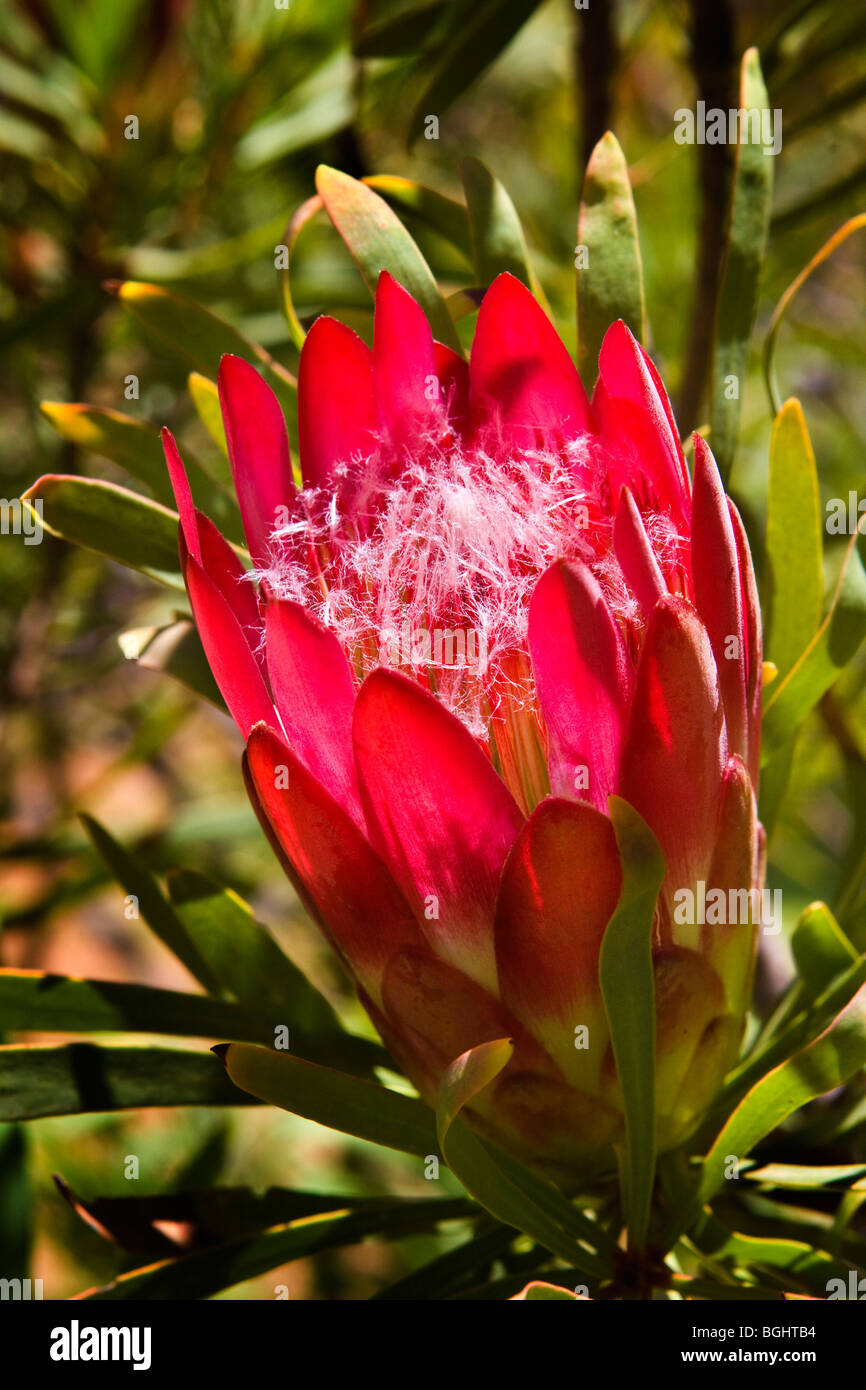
xmin=163 ymin=270 xmax=763 ymax=1174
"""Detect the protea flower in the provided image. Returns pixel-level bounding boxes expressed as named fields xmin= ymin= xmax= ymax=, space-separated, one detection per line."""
xmin=162 ymin=270 xmax=762 ymax=1176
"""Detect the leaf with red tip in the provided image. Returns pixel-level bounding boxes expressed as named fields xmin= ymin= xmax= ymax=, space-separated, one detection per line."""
xmin=353 ymin=669 xmax=524 ymax=992
xmin=373 ymin=271 xmax=438 ymax=445
xmin=619 ymin=596 xmax=725 ymax=898
xmin=691 ymin=435 xmax=749 ymax=766
xmin=298 ymin=316 xmax=376 ymax=489
xmin=245 ymin=724 xmax=423 ymax=1003
xmin=264 ymin=599 xmax=363 ymax=827
xmin=218 ymin=355 xmax=295 ymax=565
xmin=184 ymin=557 xmax=275 ymax=738
xmin=529 ymin=560 xmax=632 ymax=812
xmin=495 ymin=798 xmax=621 ymax=1081
xmin=470 ymin=273 xmax=591 ymax=448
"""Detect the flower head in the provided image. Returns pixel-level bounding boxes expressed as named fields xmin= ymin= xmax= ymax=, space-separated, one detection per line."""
xmin=164 ymin=270 xmax=763 ymax=1174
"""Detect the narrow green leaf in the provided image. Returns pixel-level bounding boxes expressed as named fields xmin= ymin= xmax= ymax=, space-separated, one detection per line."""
xmin=353 ymin=2 xmax=444 ymax=58
xmin=764 ymin=400 xmax=823 ymax=681
xmin=791 ymin=901 xmax=859 ymax=1001
xmin=709 ymin=48 xmax=774 ymax=481
xmin=372 ymin=1225 xmax=515 ymax=1300
xmin=762 ymin=528 xmax=866 ymax=757
xmin=56 ymin=1180 xmax=425 ymax=1253
xmin=408 ymin=0 xmax=539 ymax=147
xmin=461 ymin=156 xmax=533 ymax=289
xmin=577 ymin=131 xmax=646 ymax=385
xmin=697 ymin=1218 xmax=855 ymax=1295
xmin=364 ymin=175 xmax=472 ymax=261
xmin=77 ymin=1197 xmax=469 ymax=1301
xmin=40 ymin=400 xmax=241 ymax=541
xmin=0 ymin=970 xmax=272 ymax=1043
xmin=21 ymin=475 xmax=183 ymax=587
xmin=0 ymin=1044 xmax=255 ymax=1121
xmin=220 ymin=1043 xmax=437 ymax=1157
xmin=315 ymin=165 xmax=461 ymax=350
xmin=39 ymin=404 xmax=177 ymax=508
xmin=698 ymin=981 xmax=866 ymax=1205
xmin=109 ymin=281 xmax=296 ymax=409
xmin=745 ymin=1161 xmax=866 ymax=1189
xmin=435 ymin=1039 xmax=606 ymax=1275
xmin=599 ymin=797 xmax=666 ymax=1249
xmin=118 ymin=621 xmax=225 ymax=708
xmin=165 ymin=869 xmax=343 ymax=1042
xmin=80 ymin=814 xmax=222 ymax=994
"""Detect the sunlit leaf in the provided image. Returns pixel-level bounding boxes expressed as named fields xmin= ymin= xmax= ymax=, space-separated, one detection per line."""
xmin=21 ymin=475 xmax=184 ymax=587
xmin=791 ymin=901 xmax=859 ymax=1001
xmin=764 ymin=400 xmax=823 ymax=681
xmin=599 ymin=797 xmax=666 ymax=1249
xmin=435 ymin=1039 xmax=606 ymax=1274
xmin=577 ymin=131 xmax=646 ymax=384
xmin=698 ymin=981 xmax=866 ymax=1205
xmin=762 ymin=528 xmax=866 ymax=757
xmin=461 ymin=156 xmax=534 ymax=290
xmin=118 ymin=621 xmax=225 ymax=708
xmin=709 ymin=48 xmax=774 ymax=481
xmin=220 ymin=1043 xmax=437 ymax=1157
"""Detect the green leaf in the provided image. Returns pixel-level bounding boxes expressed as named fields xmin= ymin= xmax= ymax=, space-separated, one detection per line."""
xmin=220 ymin=1043 xmax=437 ymax=1157
xmin=762 ymin=528 xmax=866 ymax=757
xmin=0 ymin=970 xmax=274 ymax=1043
xmin=764 ymin=400 xmax=823 ymax=681
xmin=577 ymin=131 xmax=646 ymax=385
xmin=39 ymin=401 xmax=240 ymax=541
xmin=435 ymin=1039 xmax=606 ymax=1275
xmin=77 ymin=1197 xmax=469 ymax=1300
xmin=363 ymin=175 xmax=472 ymax=261
xmin=0 ymin=1044 xmax=255 ymax=1121
xmin=315 ymin=165 xmax=461 ymax=350
xmin=39 ymin=404 xmax=177 ymax=507
xmin=109 ymin=281 xmax=296 ymax=409
xmin=80 ymin=814 xmax=222 ymax=994
xmin=21 ymin=475 xmax=184 ymax=588
xmin=598 ymin=797 xmax=666 ymax=1249
xmin=460 ymin=156 xmax=534 ymax=290
xmin=56 ymin=1179 xmax=429 ymax=1253
xmin=372 ymin=1225 xmax=515 ymax=1300
xmin=407 ymin=0 xmax=540 ymax=147
xmin=696 ymin=1216 xmax=856 ymax=1296
xmin=165 ymin=869 xmax=344 ymax=1043
xmin=353 ymin=2 xmax=444 ymax=58
xmin=745 ymin=1161 xmax=866 ymax=1189
xmin=118 ymin=621 xmax=225 ymax=708
xmin=791 ymin=901 xmax=859 ymax=1001
xmin=698 ymin=981 xmax=866 ymax=1205
xmin=709 ymin=48 xmax=774 ymax=481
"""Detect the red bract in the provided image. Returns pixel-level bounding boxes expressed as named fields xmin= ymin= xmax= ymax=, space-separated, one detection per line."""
xmin=163 ymin=271 xmax=763 ymax=1175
